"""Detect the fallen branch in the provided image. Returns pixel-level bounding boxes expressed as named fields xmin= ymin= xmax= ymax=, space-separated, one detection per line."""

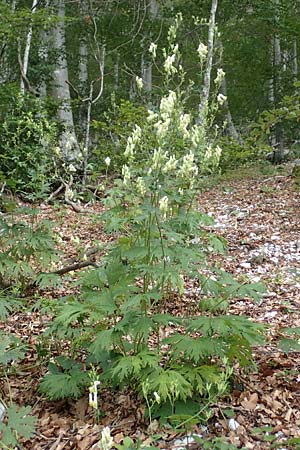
xmin=53 ymin=258 xmax=99 ymax=275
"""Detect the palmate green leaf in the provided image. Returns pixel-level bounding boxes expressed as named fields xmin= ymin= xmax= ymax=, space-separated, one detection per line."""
xmin=277 ymin=338 xmax=300 ymax=353
xmin=89 ymin=329 xmax=124 ymax=356
xmin=115 ymin=312 xmax=154 ymax=340
xmin=120 ymin=292 xmax=161 ymax=312
xmin=0 ymin=332 xmax=27 ymax=365
xmin=164 ymin=334 xmax=225 ymax=362
xmin=35 ymin=272 xmax=62 ymax=289
xmin=123 ymin=245 xmax=149 ymax=260
xmin=147 ymin=368 xmax=193 ymax=402
xmin=187 ymin=315 xmax=265 ymax=344
xmin=152 ymin=313 xmax=182 ymax=326
xmin=236 ymin=282 xmax=266 ymax=302
xmin=226 ymin=335 xmax=254 ymax=366
xmin=0 ymin=405 xmax=36 ymax=448
xmin=54 ymin=301 xmax=86 ymax=327
xmin=0 ymin=295 xmax=21 ymax=320
xmin=208 ymin=235 xmax=227 ymax=254
xmin=111 ymin=351 xmax=159 ymax=382
xmin=39 ymin=358 xmax=89 ymax=400
xmin=84 ymin=290 xmax=117 ymax=316
xmin=80 ymin=267 xmax=107 ymax=289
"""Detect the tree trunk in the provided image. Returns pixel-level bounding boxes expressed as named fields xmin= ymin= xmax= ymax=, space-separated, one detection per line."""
xmin=220 ymin=76 xmax=242 ymax=144
xmin=141 ymin=0 xmax=159 ymax=94
xmin=20 ymin=0 xmax=39 ymax=96
xmin=198 ymin=0 xmax=218 ymax=123
xmin=51 ymin=0 xmax=79 ymax=162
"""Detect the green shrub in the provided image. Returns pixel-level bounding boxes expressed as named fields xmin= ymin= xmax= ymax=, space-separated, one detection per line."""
xmin=0 ymin=94 xmax=57 ymax=199
xmin=0 ymin=208 xmax=59 ymax=292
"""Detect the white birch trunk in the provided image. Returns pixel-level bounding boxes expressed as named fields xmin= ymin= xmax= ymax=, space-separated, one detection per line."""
xmin=141 ymin=0 xmax=159 ymax=94
xmin=114 ymin=52 xmax=119 ymax=91
xmin=51 ymin=0 xmax=79 ymax=161
xmin=198 ymin=0 xmax=218 ymax=123
xmin=79 ymin=40 xmax=88 ymax=88
xmin=292 ymin=40 xmax=298 ymax=80
xmin=20 ymin=0 xmax=38 ymax=95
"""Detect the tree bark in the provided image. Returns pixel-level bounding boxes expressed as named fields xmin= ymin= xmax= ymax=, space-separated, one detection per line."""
xmin=20 ymin=0 xmax=39 ymax=96
xmin=198 ymin=0 xmax=218 ymax=123
xmin=141 ymin=0 xmax=159 ymax=94
xmin=51 ymin=0 xmax=80 ymax=162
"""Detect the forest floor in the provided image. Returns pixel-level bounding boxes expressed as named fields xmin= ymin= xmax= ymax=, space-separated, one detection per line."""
xmin=1 ymin=166 xmax=300 ymax=449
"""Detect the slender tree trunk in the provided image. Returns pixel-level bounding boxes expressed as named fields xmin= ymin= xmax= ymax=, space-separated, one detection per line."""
xmin=198 ymin=0 xmax=218 ymax=123
xmin=20 ymin=0 xmax=38 ymax=95
xmin=273 ymin=0 xmax=284 ymax=152
xmin=38 ymin=0 xmax=49 ymax=98
xmin=51 ymin=0 xmax=79 ymax=162
xmin=220 ymin=76 xmax=242 ymax=143
xmin=292 ymin=40 xmax=298 ymax=80
xmin=141 ymin=0 xmax=159 ymax=94
xmin=114 ymin=52 xmax=119 ymax=91
xmin=0 ymin=0 xmax=17 ymax=83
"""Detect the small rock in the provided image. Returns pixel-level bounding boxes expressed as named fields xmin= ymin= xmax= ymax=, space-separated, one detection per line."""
xmin=228 ymin=418 xmax=240 ymax=431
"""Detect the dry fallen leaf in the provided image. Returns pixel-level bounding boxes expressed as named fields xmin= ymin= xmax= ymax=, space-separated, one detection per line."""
xmin=241 ymin=392 xmax=258 ymax=410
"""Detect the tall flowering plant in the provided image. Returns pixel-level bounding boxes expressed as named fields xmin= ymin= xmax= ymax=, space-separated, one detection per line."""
xmin=49 ymin=15 xmax=265 ymax=423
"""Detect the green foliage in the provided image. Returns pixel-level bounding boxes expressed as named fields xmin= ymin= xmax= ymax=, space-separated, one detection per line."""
xmin=0 ymin=94 xmax=57 ymax=199
xmin=193 ymin=435 xmax=244 ymax=450
xmin=0 ymin=405 xmax=37 ymax=449
xmin=0 ymin=332 xmax=36 ymax=449
xmin=219 ymin=137 xmax=258 ymax=171
xmin=91 ymin=99 xmax=148 ymax=173
xmin=0 ymin=332 xmax=27 ymax=366
xmin=250 ymin=82 xmax=300 ymax=154
xmin=115 ymin=436 xmax=157 ymax=450
xmin=39 ymin=357 xmax=89 ymax=400
xmin=0 ymin=294 xmax=22 ymax=321
xmin=278 ymin=327 xmax=300 ymax=353
xmin=0 ymin=209 xmax=58 ymax=291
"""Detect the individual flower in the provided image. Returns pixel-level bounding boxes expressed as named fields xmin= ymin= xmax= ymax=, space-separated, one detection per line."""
xmin=214 ymin=68 xmax=225 ymax=84
xmin=147 ymin=109 xmax=158 ymax=122
xmin=89 ymin=380 xmax=101 ymax=410
xmin=151 ymin=147 xmax=168 ymax=170
xmin=98 ymin=426 xmax=114 ymax=450
xmin=154 ymin=118 xmax=170 ymax=141
xmin=122 ymin=164 xmax=131 ymax=186
xmin=104 ymin=157 xmax=111 ymax=166
xmin=215 ymin=145 xmax=222 ymax=159
xmin=164 ymin=54 xmax=177 ymax=75
xmin=159 ymin=195 xmax=169 ymax=215
xmin=137 ymin=177 xmax=146 ymax=196
xmin=217 ymin=93 xmax=227 ymax=105
xmin=149 ymin=42 xmax=157 ymax=58
xmin=162 ymin=154 xmax=178 ymax=173
xmin=178 ymin=151 xmax=198 ymax=178
xmin=197 ymin=42 xmax=208 ymax=60
xmin=124 ymin=125 xmax=142 ymax=158
xmin=204 ymin=145 xmax=213 ymax=160
xmin=160 ymin=90 xmax=177 ymax=119
xmin=68 ymin=163 xmax=77 ymax=173
xmin=190 ymin=124 xmax=205 ymax=149
xmin=154 ymin=392 xmax=161 ymax=404
xmin=136 ymin=76 xmax=143 ymax=91
xmin=178 ymin=113 xmax=191 ymax=138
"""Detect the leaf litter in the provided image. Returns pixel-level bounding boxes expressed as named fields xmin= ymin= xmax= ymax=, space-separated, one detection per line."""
xmin=1 ymin=173 xmax=300 ymax=449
